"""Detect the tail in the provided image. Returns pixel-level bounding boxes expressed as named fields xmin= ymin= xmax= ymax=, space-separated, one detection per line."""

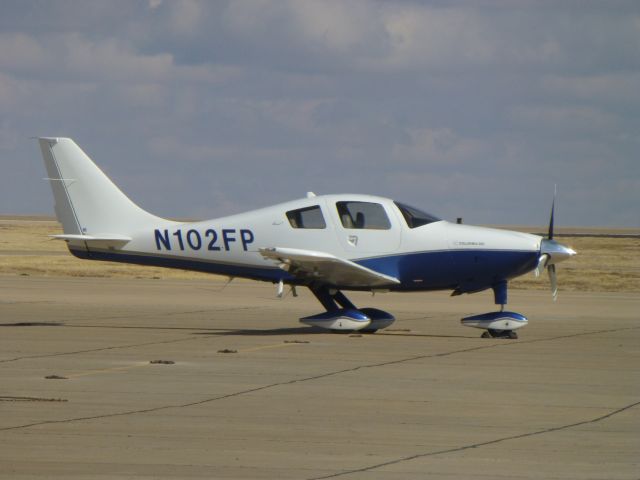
xmin=38 ymin=137 xmax=165 ymax=236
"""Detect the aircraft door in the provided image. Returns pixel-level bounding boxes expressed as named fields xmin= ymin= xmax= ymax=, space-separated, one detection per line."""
xmin=331 ymin=200 xmax=402 ymax=254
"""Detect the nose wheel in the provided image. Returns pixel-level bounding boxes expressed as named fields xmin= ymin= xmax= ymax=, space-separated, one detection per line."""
xmin=481 ymin=329 xmax=518 ymax=339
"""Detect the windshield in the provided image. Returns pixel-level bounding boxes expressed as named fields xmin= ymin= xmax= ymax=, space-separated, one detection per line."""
xmin=394 ymin=201 xmax=441 ymax=228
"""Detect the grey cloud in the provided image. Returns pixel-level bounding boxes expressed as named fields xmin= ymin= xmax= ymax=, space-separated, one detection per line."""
xmin=0 ymin=1 xmax=638 ymax=227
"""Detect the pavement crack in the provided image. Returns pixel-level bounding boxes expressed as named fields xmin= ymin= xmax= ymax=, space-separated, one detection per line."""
xmin=0 ymin=336 xmax=197 ymax=364
xmin=517 ymin=325 xmax=640 ymax=345
xmin=72 ymin=305 xmax=261 ymax=323
xmin=307 ymin=400 xmax=640 ymax=479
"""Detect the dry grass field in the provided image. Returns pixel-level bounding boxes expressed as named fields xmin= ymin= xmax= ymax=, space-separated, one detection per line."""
xmin=1 ymin=217 xmax=638 ymax=293
xmin=0 ymin=218 xmax=213 ymax=280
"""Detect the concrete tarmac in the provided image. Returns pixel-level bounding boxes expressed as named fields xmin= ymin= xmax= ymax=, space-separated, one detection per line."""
xmin=0 ymin=275 xmax=638 ymax=479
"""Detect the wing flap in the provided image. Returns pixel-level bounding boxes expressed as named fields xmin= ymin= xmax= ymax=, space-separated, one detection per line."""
xmin=260 ymin=247 xmax=399 ymax=288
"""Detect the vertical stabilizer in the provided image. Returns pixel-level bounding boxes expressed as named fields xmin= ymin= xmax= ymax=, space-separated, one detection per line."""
xmin=38 ymin=137 xmax=166 ymax=235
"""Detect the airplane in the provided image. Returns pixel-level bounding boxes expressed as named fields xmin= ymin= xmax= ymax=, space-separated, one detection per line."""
xmin=37 ymin=137 xmax=576 ymax=339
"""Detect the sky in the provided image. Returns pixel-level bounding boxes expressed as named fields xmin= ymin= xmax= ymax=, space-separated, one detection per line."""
xmin=0 ymin=0 xmax=638 ymax=227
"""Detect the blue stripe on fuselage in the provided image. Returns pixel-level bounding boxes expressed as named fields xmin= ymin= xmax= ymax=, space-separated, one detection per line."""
xmin=356 ymin=249 xmax=539 ymax=292
xmin=69 ymin=247 xmax=538 ymax=292
xmin=68 ymin=248 xmax=291 ymax=283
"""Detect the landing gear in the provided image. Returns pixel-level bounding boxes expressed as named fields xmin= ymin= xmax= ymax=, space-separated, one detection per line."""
xmin=301 ymin=286 xmax=395 ymax=332
xmin=461 ymin=281 xmax=526 ymax=339
xmin=481 ymin=329 xmax=518 ymax=339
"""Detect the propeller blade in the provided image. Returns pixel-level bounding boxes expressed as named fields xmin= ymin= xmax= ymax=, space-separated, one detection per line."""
xmin=548 ymin=184 xmax=557 ymax=240
xmin=548 ymin=264 xmax=558 ymax=301
xmin=535 ymin=253 xmax=549 ymax=277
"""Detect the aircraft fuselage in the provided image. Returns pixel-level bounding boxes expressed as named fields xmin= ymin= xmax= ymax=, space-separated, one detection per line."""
xmin=68 ymin=194 xmax=541 ymax=295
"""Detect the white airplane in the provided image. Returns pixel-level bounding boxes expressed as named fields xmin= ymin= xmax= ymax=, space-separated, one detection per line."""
xmin=38 ymin=137 xmax=576 ymax=338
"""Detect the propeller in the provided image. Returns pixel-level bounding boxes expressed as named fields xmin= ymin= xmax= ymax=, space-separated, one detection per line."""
xmin=535 ymin=186 xmax=576 ymax=300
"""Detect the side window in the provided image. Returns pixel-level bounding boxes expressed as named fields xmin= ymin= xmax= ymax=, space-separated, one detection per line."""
xmin=336 ymin=201 xmax=391 ymax=230
xmin=286 ymin=205 xmax=326 ymax=229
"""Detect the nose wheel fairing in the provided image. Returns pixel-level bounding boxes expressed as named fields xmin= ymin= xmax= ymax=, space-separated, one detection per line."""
xmin=300 ymin=309 xmax=372 ymax=331
xmin=461 ymin=311 xmax=527 ymax=339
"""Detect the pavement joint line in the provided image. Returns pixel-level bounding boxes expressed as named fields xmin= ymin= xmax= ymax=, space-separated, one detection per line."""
xmin=0 ymin=305 xmax=266 ymax=334
xmin=513 ymin=325 xmax=640 ymax=346
xmin=2 ymin=325 xmax=636 ymax=433
xmin=306 ymin=399 xmax=640 ymax=479
xmin=59 ymin=324 xmax=257 ymax=332
xmin=240 ymin=342 xmax=301 ymax=353
xmin=0 ymin=328 xmax=304 ymax=365
xmin=65 ymin=305 xmax=263 ymax=323
xmin=66 ymin=361 xmax=151 ymax=378
xmin=0 ymin=336 xmax=199 ymax=364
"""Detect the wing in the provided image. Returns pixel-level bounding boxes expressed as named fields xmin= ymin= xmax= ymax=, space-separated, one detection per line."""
xmin=259 ymin=247 xmax=399 ymax=288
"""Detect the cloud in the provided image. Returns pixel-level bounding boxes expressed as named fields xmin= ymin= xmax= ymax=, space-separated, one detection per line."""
xmin=0 ymin=1 xmax=638 ymax=226
xmin=542 ymin=72 xmax=640 ymax=105
xmin=0 ymin=32 xmax=172 ymax=81
xmin=509 ymin=105 xmax=619 ymax=134
xmin=391 ymin=128 xmax=490 ymax=168
xmin=165 ymin=0 xmax=206 ymax=37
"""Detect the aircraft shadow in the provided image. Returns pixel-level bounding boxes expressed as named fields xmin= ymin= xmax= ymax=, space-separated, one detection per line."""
xmin=194 ymin=326 xmax=329 ymax=336
xmin=379 ymin=332 xmax=481 ymax=339
xmin=193 ymin=328 xmax=478 ymax=339
xmin=0 ymin=322 xmax=64 ymax=327
xmin=0 ymin=321 xmax=479 ymax=339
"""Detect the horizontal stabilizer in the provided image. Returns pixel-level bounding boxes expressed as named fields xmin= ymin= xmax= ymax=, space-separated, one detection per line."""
xmin=49 ymin=234 xmax=132 ymax=248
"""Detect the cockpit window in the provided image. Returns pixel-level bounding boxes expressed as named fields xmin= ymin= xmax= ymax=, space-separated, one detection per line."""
xmin=394 ymin=201 xmax=440 ymax=228
xmin=286 ymin=205 xmax=326 ymax=229
xmin=336 ymin=201 xmax=391 ymax=230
